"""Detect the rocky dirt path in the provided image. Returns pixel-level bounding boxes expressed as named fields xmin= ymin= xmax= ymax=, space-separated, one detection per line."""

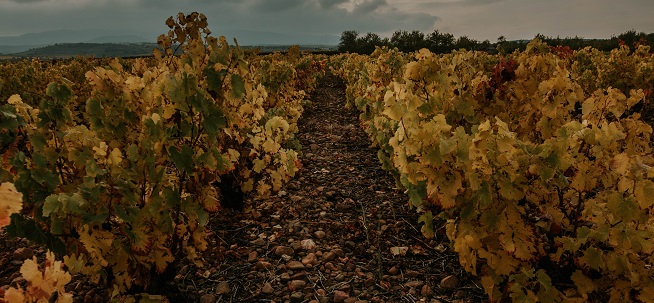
xmin=0 ymin=74 xmax=487 ymax=303
xmin=190 ymin=74 xmax=486 ymax=303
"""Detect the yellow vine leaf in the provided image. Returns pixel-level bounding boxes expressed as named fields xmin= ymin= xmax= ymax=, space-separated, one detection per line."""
xmin=108 ymin=148 xmax=123 ymax=166
xmin=610 ymin=153 xmax=630 ymax=175
xmin=3 ymin=288 xmax=26 ymax=303
xmin=153 ymin=248 xmax=174 ymax=273
xmin=0 ymin=182 xmax=23 ymax=228
xmin=635 ymin=180 xmax=654 ymax=209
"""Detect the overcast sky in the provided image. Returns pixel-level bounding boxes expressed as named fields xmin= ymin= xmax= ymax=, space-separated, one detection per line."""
xmin=0 ymin=0 xmax=653 ymax=43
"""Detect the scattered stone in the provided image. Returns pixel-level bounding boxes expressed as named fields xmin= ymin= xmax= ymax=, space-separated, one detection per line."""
xmin=301 ymin=239 xmax=317 ymax=250
xmin=256 ymin=261 xmax=273 ymax=270
xmin=440 ymin=275 xmax=459 ymax=289
xmin=302 ymin=253 xmax=317 ymax=265
xmin=199 ymin=294 xmax=216 ymax=303
xmin=454 ymin=290 xmax=466 ymax=298
xmin=261 ymin=283 xmax=274 ymax=294
xmin=405 ymin=269 xmax=421 ymax=277
xmin=280 ymin=273 xmax=291 ymax=281
xmin=287 ymin=261 xmax=305 ymax=270
xmin=288 ymin=280 xmax=307 ymax=290
xmin=316 ymin=289 xmax=327 ymax=296
xmin=332 ymin=248 xmax=345 ymax=257
xmin=364 ymin=277 xmax=375 ymax=288
xmin=290 ymin=241 xmax=303 ymax=251
xmin=216 ymin=281 xmax=230 ymax=295
xmin=335 ymin=274 xmax=345 ymax=282
xmin=405 ymin=281 xmax=424 ymax=288
xmin=310 ymin=143 xmax=320 ymax=151
xmin=12 ymin=248 xmax=33 ymax=261
xmin=324 ymin=262 xmax=337 ymax=271
xmin=247 ymin=251 xmax=258 ymax=262
xmin=314 ymin=230 xmax=326 ymax=239
xmin=323 ymin=251 xmax=337 ymax=262
xmin=291 ymin=272 xmax=307 ymax=280
xmin=388 ymin=266 xmax=400 ymax=275
xmin=333 ymin=290 xmax=350 ymax=303
xmin=421 ymin=284 xmax=434 ymax=297
xmin=275 ymin=246 xmax=295 ymax=257
xmin=251 ymin=238 xmax=266 ymax=246
xmin=291 ymin=292 xmax=304 ymax=302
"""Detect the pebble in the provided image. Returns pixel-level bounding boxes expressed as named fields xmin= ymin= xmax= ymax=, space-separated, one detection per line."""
xmin=261 ymin=283 xmax=274 ymax=294
xmin=335 ymin=274 xmax=345 ymax=282
xmin=388 ymin=266 xmax=400 ymax=275
xmin=324 ymin=262 xmax=336 ymax=271
xmin=302 ymin=253 xmax=317 ymax=265
xmin=332 ymin=248 xmax=345 ymax=257
xmin=287 ymin=261 xmax=305 ymax=270
xmin=216 ymin=281 xmax=230 ymax=295
xmin=12 ymin=248 xmax=33 ymax=261
xmin=333 ymin=290 xmax=350 ymax=303
xmin=455 ymin=290 xmax=466 ymax=298
xmin=291 ymin=291 xmax=304 ymax=302
xmin=290 ymin=241 xmax=303 ymax=251
xmin=247 ymin=251 xmax=258 ymax=262
xmin=281 ymin=273 xmax=291 ymax=281
xmin=405 ymin=280 xmax=424 ymax=288
xmin=256 ymin=261 xmax=273 ymax=270
xmin=199 ymin=294 xmax=215 ymax=303
xmin=421 ymin=284 xmax=434 ymax=297
xmin=288 ymin=280 xmax=307 ymax=290
xmin=405 ymin=269 xmax=421 ymax=277
xmin=301 ymin=239 xmax=316 ymax=250
xmin=251 ymin=238 xmax=266 ymax=246
xmin=440 ymin=275 xmax=459 ymax=289
xmin=323 ymin=251 xmax=337 ymax=262
xmin=314 ymin=230 xmax=326 ymax=239
xmin=275 ymin=246 xmax=295 ymax=257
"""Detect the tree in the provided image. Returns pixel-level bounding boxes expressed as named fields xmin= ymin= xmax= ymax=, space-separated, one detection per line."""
xmin=338 ymin=30 xmax=360 ymax=53
xmin=391 ymin=30 xmax=428 ymax=53
xmin=453 ymin=35 xmax=478 ymax=50
xmin=427 ymin=30 xmax=455 ymax=53
xmin=359 ymin=32 xmax=388 ymax=54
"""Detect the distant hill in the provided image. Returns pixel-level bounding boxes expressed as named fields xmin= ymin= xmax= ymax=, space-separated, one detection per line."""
xmin=83 ymin=35 xmax=150 ymax=44
xmin=0 ymin=28 xmax=339 ymax=57
xmin=0 ymin=29 xmax=153 ymax=54
xmin=0 ymin=29 xmax=153 ymax=46
xmin=12 ymin=43 xmax=160 ymax=58
xmin=221 ymin=30 xmax=339 ymax=46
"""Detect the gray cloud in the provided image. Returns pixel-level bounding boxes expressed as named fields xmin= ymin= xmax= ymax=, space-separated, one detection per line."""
xmin=318 ymin=0 xmax=349 ymax=8
xmin=0 ymin=0 xmax=651 ymax=43
xmin=248 ymin=0 xmax=307 ymax=12
xmin=352 ymin=0 xmax=387 ymax=14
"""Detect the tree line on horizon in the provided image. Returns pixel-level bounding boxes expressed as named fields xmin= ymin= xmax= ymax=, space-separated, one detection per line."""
xmin=338 ymin=29 xmax=654 ymax=54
